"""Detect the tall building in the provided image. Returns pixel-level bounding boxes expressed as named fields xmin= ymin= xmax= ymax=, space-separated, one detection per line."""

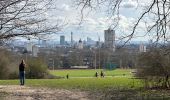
xmin=78 ymin=39 xmax=83 ymax=49
xmin=71 ymin=32 xmax=73 ymax=46
xmin=60 ymin=35 xmax=65 ymax=45
xmin=104 ymin=28 xmax=116 ymax=52
xmin=139 ymin=43 xmax=146 ymax=52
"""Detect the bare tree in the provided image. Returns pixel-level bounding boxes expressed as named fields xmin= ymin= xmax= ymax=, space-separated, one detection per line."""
xmin=74 ymin=0 xmax=170 ymax=43
xmin=137 ymin=46 xmax=170 ymax=88
xmin=0 ymin=0 xmax=63 ymax=40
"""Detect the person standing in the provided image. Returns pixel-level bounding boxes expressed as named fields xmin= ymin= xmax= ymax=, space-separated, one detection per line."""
xmin=66 ymin=74 xmax=69 ymax=79
xmin=100 ymin=71 xmax=104 ymax=78
xmin=95 ymin=72 xmax=98 ymax=78
xmin=19 ymin=60 xmax=26 ymax=85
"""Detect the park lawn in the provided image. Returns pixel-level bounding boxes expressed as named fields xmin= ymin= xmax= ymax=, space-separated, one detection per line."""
xmin=50 ymin=69 xmax=134 ymax=78
xmin=1 ymin=78 xmax=170 ymax=99
xmin=0 ymin=77 xmax=142 ymax=90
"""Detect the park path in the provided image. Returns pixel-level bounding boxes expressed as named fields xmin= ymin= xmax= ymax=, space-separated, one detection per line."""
xmin=0 ymin=85 xmax=92 ymax=100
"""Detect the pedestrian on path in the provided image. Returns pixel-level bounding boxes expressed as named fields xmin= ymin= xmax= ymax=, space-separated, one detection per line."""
xmin=19 ymin=59 xmax=26 ymax=85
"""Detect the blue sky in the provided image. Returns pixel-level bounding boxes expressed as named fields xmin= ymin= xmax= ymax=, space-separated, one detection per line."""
xmin=42 ymin=0 xmax=154 ymax=42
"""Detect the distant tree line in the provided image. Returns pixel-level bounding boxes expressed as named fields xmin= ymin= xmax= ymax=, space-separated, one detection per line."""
xmin=38 ymin=46 xmax=139 ymax=69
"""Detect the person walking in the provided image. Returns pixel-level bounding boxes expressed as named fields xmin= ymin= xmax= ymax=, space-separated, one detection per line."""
xmin=66 ymin=74 xmax=69 ymax=79
xmin=95 ymin=72 xmax=98 ymax=78
xmin=19 ymin=60 xmax=26 ymax=85
xmin=100 ymin=71 xmax=104 ymax=78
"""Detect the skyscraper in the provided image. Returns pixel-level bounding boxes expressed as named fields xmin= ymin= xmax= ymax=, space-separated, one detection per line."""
xmin=60 ymin=35 xmax=65 ymax=45
xmin=104 ymin=28 xmax=116 ymax=52
xmin=71 ymin=32 xmax=73 ymax=46
xmin=78 ymin=39 xmax=83 ymax=49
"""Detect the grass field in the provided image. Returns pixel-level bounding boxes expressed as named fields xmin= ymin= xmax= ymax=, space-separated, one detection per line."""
xmin=0 ymin=77 xmax=142 ymax=90
xmin=0 ymin=69 xmax=141 ymax=90
xmin=50 ymin=69 xmax=134 ymax=78
xmin=0 ymin=69 xmax=169 ymax=99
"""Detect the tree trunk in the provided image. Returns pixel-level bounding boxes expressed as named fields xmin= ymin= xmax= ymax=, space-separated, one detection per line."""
xmin=165 ymin=75 xmax=169 ymax=88
xmin=162 ymin=75 xmax=169 ymax=88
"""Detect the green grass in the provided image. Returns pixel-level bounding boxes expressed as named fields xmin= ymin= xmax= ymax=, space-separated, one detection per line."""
xmin=1 ymin=69 xmax=170 ymax=99
xmin=0 ymin=69 xmax=141 ymax=91
xmin=50 ymin=69 xmax=133 ymax=78
xmin=1 ymin=78 xmax=170 ymax=99
xmin=0 ymin=77 xmax=142 ymax=90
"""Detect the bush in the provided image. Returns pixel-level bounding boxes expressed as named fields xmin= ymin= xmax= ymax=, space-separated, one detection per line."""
xmin=0 ymin=49 xmax=18 ymax=79
xmin=0 ymin=49 xmax=21 ymax=79
xmin=26 ymin=58 xmax=49 ymax=79
xmin=0 ymin=52 xmax=9 ymax=79
xmin=0 ymin=49 xmax=58 ymax=79
xmin=137 ymin=48 xmax=170 ymax=88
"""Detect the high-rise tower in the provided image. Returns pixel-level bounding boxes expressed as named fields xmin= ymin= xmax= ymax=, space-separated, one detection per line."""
xmin=60 ymin=35 xmax=65 ymax=45
xmin=71 ymin=32 xmax=73 ymax=46
xmin=104 ymin=28 xmax=116 ymax=52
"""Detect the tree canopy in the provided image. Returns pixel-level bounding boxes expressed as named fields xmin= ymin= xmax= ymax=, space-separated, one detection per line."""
xmin=0 ymin=0 xmax=62 ymax=40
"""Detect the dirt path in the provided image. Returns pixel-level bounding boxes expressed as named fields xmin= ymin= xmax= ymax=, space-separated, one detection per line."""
xmin=0 ymin=85 xmax=92 ymax=100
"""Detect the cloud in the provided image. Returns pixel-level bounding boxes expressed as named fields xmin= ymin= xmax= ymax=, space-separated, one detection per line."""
xmin=50 ymin=0 xmax=149 ymax=41
xmin=66 ymin=15 xmax=134 ymax=34
xmin=84 ymin=18 xmax=97 ymax=25
xmin=61 ymin=4 xmax=70 ymax=11
xmin=121 ymin=0 xmax=138 ymax=8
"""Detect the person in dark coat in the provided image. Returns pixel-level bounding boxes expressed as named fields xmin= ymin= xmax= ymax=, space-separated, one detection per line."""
xmin=100 ymin=71 xmax=104 ymax=78
xmin=19 ymin=60 xmax=26 ymax=85
xmin=95 ymin=72 xmax=98 ymax=78
xmin=66 ymin=74 xmax=69 ymax=79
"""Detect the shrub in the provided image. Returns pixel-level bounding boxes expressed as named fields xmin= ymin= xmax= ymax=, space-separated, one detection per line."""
xmin=137 ymin=48 xmax=170 ymax=88
xmin=0 ymin=53 xmax=9 ymax=79
xmin=26 ymin=58 xmax=49 ymax=79
xmin=0 ymin=49 xmax=17 ymax=79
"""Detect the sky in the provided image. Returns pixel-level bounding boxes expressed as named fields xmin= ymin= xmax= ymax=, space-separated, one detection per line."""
xmin=43 ymin=0 xmax=154 ymax=42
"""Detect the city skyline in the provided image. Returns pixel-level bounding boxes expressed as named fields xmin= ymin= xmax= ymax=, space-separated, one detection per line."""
xmin=42 ymin=0 xmax=152 ymax=42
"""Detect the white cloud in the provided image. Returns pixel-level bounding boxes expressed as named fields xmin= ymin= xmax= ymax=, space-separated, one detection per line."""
xmin=47 ymin=0 xmax=152 ymax=41
xmin=61 ymin=4 xmax=70 ymax=11
xmin=84 ymin=18 xmax=97 ymax=25
xmin=121 ymin=0 xmax=138 ymax=8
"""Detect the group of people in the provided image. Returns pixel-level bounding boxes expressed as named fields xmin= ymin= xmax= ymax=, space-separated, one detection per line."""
xmin=95 ymin=71 xmax=105 ymax=78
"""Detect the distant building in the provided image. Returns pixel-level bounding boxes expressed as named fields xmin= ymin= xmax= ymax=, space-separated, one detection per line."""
xmin=96 ymin=41 xmax=100 ymax=48
xmin=42 ymin=40 xmax=47 ymax=47
xmin=139 ymin=43 xmax=146 ymax=52
xmin=104 ymin=28 xmax=116 ymax=52
xmin=86 ymin=37 xmax=96 ymax=46
xmin=32 ymin=45 xmax=39 ymax=57
xmin=60 ymin=35 xmax=65 ymax=45
xmin=87 ymin=37 xmax=92 ymax=43
xmin=71 ymin=66 xmax=89 ymax=69
xmin=71 ymin=32 xmax=73 ymax=46
xmin=26 ymin=43 xmax=33 ymax=52
xmin=78 ymin=39 xmax=83 ymax=49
